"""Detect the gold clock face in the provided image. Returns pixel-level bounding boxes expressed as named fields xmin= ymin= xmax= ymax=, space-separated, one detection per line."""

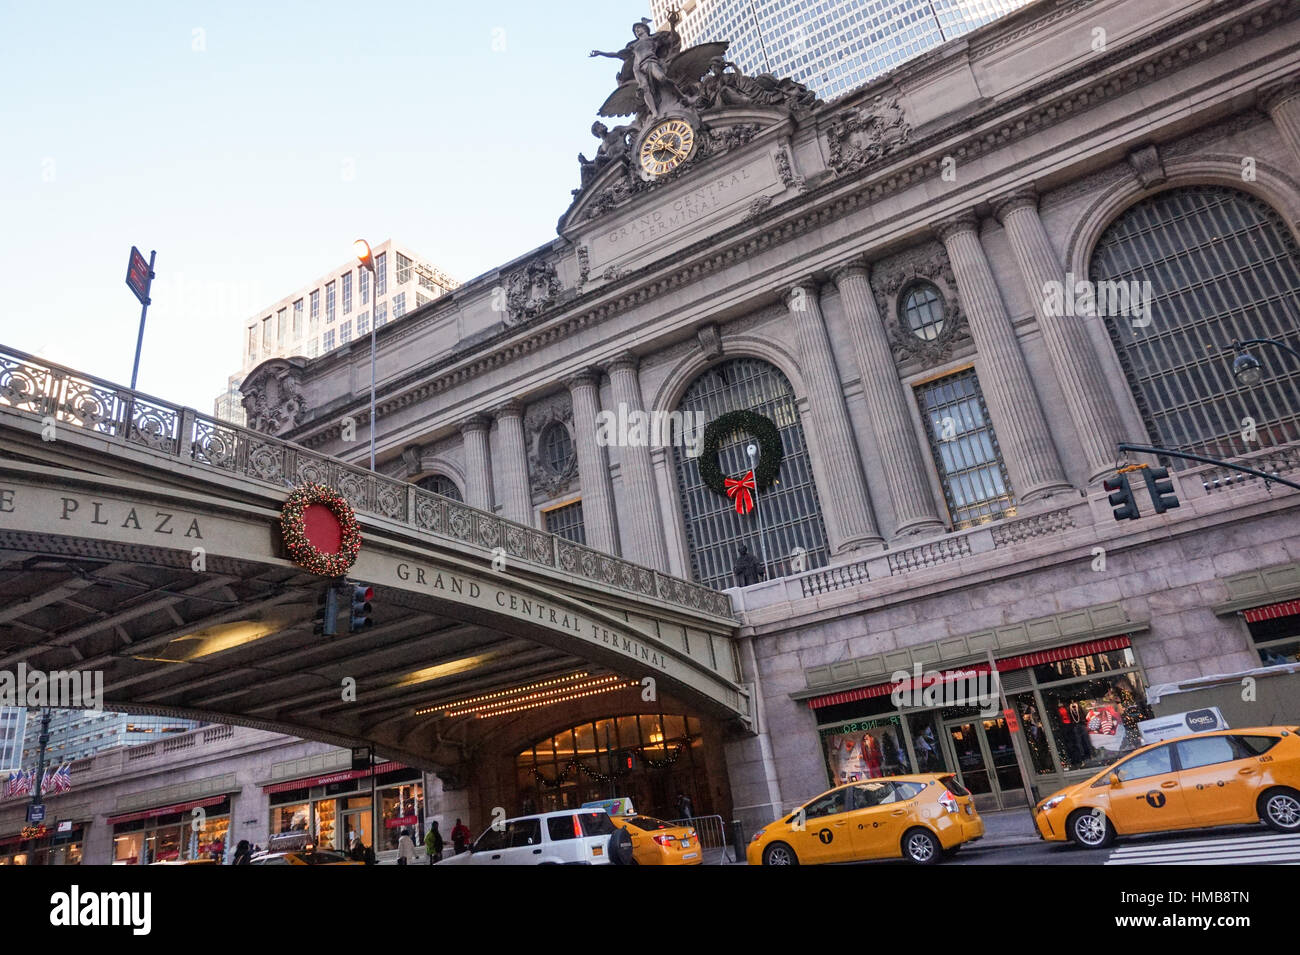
xmin=639 ymin=119 xmax=695 ymax=177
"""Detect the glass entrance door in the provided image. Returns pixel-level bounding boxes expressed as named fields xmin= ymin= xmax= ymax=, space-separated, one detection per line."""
xmin=944 ymin=717 xmax=1027 ymax=811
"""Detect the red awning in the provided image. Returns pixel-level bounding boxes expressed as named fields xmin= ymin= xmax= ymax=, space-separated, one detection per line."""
xmin=806 ymin=635 xmax=1133 ymax=710
xmin=106 ymin=794 xmax=229 ymax=826
xmin=261 ymin=761 xmax=405 ymax=795
xmin=1243 ymin=599 xmax=1300 ymax=622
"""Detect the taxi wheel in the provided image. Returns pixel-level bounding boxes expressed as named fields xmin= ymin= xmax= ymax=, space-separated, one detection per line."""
xmin=1067 ymin=809 xmax=1114 ymax=849
xmin=1259 ymin=787 xmax=1300 ymax=832
xmin=902 ymin=828 xmax=942 ymax=865
xmin=762 ymin=842 xmax=799 ymax=866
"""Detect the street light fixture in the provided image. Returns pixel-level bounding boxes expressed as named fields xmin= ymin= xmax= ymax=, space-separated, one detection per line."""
xmin=1230 ymin=336 xmax=1300 ymax=387
xmin=354 ymin=239 xmax=378 ymax=473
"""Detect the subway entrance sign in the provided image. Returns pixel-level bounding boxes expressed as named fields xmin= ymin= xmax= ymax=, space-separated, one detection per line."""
xmin=125 ymin=246 xmax=153 ymax=305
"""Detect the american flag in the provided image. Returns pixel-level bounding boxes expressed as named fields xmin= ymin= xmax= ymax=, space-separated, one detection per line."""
xmin=52 ymin=763 xmax=71 ymax=794
xmin=38 ymin=768 xmax=53 ymax=797
xmin=3 ymin=772 xmax=18 ymax=798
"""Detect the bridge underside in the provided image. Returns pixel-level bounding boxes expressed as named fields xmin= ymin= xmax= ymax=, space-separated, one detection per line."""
xmin=0 ymin=537 xmax=724 ymax=771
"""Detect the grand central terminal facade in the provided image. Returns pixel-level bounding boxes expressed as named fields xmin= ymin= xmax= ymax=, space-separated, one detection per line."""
xmin=4 ymin=0 xmax=1300 ymax=845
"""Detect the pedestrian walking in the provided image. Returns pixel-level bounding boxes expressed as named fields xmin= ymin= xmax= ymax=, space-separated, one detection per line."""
xmin=397 ymin=827 xmax=416 ymax=865
xmin=451 ymin=818 xmax=471 ymax=855
xmin=675 ymin=792 xmax=694 ymax=820
xmin=231 ymin=840 xmax=252 ymax=865
xmin=425 ymin=821 xmax=444 ymax=864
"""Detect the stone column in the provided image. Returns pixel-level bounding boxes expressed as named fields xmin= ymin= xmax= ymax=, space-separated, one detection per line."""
xmin=932 ymin=212 xmax=1071 ymax=501
xmin=458 ymin=414 xmax=494 ymax=511
xmin=993 ymin=187 xmax=1125 ymax=481
xmin=492 ymin=400 xmax=533 ymax=525
xmin=1261 ymin=78 xmax=1300 ymax=166
xmin=565 ymin=368 xmax=620 ymax=556
xmin=831 ymin=261 xmax=946 ymax=539
xmin=604 ymin=352 xmax=671 ymax=571
xmin=784 ymin=279 xmax=883 ymax=553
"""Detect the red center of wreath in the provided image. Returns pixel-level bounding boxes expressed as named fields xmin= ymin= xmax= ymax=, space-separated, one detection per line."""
xmin=302 ymin=503 xmax=343 ymax=555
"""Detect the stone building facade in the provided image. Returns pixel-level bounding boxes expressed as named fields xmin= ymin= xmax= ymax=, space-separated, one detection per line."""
xmin=242 ymin=0 xmax=1300 ymax=829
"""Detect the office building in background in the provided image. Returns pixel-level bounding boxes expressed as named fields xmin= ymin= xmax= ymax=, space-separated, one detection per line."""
xmin=651 ymin=0 xmax=1033 ymax=100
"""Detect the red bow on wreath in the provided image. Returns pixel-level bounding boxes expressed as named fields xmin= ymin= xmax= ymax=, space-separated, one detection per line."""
xmin=724 ymin=470 xmax=756 ymax=515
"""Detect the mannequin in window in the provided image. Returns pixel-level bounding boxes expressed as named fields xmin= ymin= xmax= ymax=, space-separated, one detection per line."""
xmin=861 ymin=733 xmax=883 ymax=778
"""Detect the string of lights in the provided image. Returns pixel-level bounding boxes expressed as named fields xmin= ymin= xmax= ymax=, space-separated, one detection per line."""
xmin=457 ymin=676 xmax=638 ymax=719
xmin=414 ymin=670 xmax=593 ymax=717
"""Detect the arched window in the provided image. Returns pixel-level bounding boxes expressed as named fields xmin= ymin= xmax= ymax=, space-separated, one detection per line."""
xmin=672 ymin=357 xmax=829 ymax=590
xmin=539 ymin=423 xmax=575 ymax=476
xmin=417 ymin=473 xmax=462 ymax=502
xmin=901 ymin=282 xmax=945 ymax=341
xmin=1089 ymin=186 xmax=1300 ymax=463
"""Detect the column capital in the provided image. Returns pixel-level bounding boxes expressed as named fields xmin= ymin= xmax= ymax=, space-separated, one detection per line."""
xmin=1260 ymin=76 xmax=1300 ymax=114
xmin=602 ymin=350 xmax=640 ymax=375
xmin=491 ymin=399 xmax=525 ymax=420
xmin=829 ymin=257 xmax=871 ymax=287
xmin=930 ymin=210 xmax=980 ymax=243
xmin=562 ymin=367 xmax=602 ymax=390
xmin=458 ymin=413 xmax=492 ymax=435
xmin=781 ymin=278 xmax=821 ymax=310
xmin=990 ymin=186 xmax=1040 ymax=223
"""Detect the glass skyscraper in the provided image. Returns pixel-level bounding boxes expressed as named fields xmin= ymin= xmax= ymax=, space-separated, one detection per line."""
xmin=1 ymin=708 xmax=205 ymax=767
xmin=650 ymin=0 xmax=1034 ymax=101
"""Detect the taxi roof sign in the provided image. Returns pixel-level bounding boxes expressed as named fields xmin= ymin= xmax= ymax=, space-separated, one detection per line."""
xmin=581 ymin=797 xmax=635 ymax=817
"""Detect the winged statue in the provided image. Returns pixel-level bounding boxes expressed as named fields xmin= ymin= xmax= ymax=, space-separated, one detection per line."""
xmin=590 ymin=13 xmax=729 ymax=121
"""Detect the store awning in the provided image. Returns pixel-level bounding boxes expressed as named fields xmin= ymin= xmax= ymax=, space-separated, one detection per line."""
xmin=806 ymin=635 xmax=1133 ymax=709
xmin=261 ymin=761 xmax=405 ymax=795
xmin=1243 ymin=599 xmax=1300 ymax=622
xmin=106 ymin=794 xmax=229 ymax=826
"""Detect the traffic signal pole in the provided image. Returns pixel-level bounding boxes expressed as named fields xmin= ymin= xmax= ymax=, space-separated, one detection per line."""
xmin=1117 ymin=443 xmax=1300 ymax=492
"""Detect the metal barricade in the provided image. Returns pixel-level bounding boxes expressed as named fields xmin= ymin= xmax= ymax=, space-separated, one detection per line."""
xmin=665 ymin=814 xmax=733 ymax=864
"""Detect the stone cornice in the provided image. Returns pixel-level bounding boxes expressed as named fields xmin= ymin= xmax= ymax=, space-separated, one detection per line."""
xmin=286 ymin=0 xmax=1298 ymax=452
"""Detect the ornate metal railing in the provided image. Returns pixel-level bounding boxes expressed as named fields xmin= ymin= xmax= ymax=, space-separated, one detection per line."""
xmin=0 ymin=345 xmax=734 ymax=620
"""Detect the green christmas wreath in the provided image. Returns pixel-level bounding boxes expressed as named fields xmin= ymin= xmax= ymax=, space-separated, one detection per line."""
xmin=699 ymin=410 xmax=783 ymax=497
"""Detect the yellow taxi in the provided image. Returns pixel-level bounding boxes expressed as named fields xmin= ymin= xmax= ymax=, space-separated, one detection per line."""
xmin=747 ymin=774 xmax=984 ymax=866
xmin=581 ymin=799 xmax=703 ymax=865
xmin=1035 ymin=725 xmax=1300 ymax=848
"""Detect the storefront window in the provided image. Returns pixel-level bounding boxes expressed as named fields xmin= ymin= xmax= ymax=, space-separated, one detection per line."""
xmin=270 ymin=802 xmax=309 ymax=836
xmin=149 ymin=816 xmax=183 ymax=863
xmin=379 ymin=783 xmax=423 ymax=852
xmin=1038 ymin=671 xmax=1150 ymax=772
xmin=1247 ymin=615 xmax=1300 ymax=665
xmin=906 ymin=711 xmax=949 ymax=775
xmin=114 ymin=829 xmax=143 ymax=864
xmin=1032 ymin=647 xmax=1136 ymax=683
xmin=819 ymin=715 xmax=909 ymax=785
xmin=1010 ymin=692 xmax=1055 ymax=775
xmin=189 ymin=814 xmax=229 ymax=861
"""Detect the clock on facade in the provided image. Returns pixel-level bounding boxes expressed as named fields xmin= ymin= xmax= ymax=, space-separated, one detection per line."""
xmin=638 ymin=118 xmax=696 ymax=178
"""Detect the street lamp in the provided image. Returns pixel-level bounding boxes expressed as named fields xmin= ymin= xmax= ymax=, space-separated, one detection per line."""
xmin=1230 ymin=336 xmax=1300 ymax=387
xmin=354 ymin=240 xmax=377 ymax=473
xmin=746 ymin=443 xmax=771 ymax=579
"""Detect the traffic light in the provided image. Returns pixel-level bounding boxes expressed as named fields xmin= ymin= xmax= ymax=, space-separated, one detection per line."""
xmin=347 ymin=582 xmax=373 ymax=633
xmin=313 ymin=585 xmax=340 ymax=637
xmin=1103 ymin=474 xmax=1141 ymax=521
xmin=1142 ymin=467 xmax=1180 ymax=514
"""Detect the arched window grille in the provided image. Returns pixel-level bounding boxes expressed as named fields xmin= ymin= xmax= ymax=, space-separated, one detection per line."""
xmin=417 ymin=473 xmax=462 ymax=502
xmin=672 ymin=357 xmax=829 ymax=590
xmin=901 ymin=282 xmax=945 ymax=341
xmin=1089 ymin=186 xmax=1300 ymax=465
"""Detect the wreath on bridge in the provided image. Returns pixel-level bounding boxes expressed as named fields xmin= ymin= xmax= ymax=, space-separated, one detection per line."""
xmin=280 ymin=483 xmax=362 ymax=577
xmin=698 ymin=410 xmax=783 ymax=515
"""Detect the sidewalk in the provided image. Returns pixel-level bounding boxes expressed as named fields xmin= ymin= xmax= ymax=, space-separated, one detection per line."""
xmin=977 ymin=808 xmax=1041 ymax=847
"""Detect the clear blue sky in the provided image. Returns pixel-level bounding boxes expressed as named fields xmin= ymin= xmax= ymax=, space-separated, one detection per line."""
xmin=0 ymin=1 xmax=657 ymax=410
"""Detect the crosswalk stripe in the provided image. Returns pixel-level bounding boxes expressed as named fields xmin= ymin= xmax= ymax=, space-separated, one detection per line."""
xmin=1109 ymin=832 xmax=1300 ymax=854
xmin=1106 ymin=833 xmax=1300 ymax=865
